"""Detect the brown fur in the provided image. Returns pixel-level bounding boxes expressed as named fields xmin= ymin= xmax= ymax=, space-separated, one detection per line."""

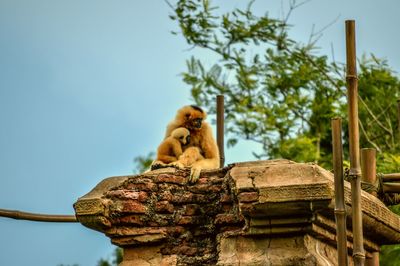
xmin=165 ymin=105 xmax=220 ymax=182
xmin=156 ymin=127 xmax=190 ymax=164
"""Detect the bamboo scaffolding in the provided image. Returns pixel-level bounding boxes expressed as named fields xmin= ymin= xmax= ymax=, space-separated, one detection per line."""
xmin=346 ymin=20 xmax=365 ymax=266
xmin=0 ymin=208 xmax=77 ymax=222
xmin=397 ymin=99 xmax=400 ymax=140
xmin=382 ymin=173 xmax=400 ymax=182
xmin=361 ymin=149 xmax=379 ymax=265
xmin=332 ymin=117 xmax=349 ymax=266
xmin=217 ymin=95 xmax=225 ymax=167
xmin=361 ymin=149 xmax=377 ymax=196
xmin=382 ymin=183 xmax=400 ymax=193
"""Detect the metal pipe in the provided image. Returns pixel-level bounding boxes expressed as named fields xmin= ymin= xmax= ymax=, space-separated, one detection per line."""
xmin=346 ymin=20 xmax=365 ymax=266
xmin=332 ymin=117 xmax=349 ymax=266
xmin=217 ymin=95 xmax=225 ymax=167
xmin=0 ymin=208 xmax=77 ymax=222
xmin=360 ymin=149 xmax=379 ymax=265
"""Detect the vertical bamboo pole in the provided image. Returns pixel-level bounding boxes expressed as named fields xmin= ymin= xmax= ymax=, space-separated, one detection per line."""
xmin=217 ymin=95 xmax=225 ymax=167
xmin=332 ymin=117 xmax=349 ymax=266
xmin=397 ymin=99 xmax=400 ymax=142
xmin=361 ymin=148 xmax=379 ymax=265
xmin=361 ymin=148 xmax=377 ymax=196
xmin=346 ymin=20 xmax=365 ymax=266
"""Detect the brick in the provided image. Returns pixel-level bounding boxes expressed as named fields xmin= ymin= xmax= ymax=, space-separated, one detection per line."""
xmin=171 ymin=193 xmax=192 ymax=203
xmin=197 ymin=178 xmax=208 ymax=184
xmin=138 ymin=191 xmax=148 ymax=202
xmin=116 ymin=215 xmax=143 ymax=225
xmin=126 ymin=182 xmax=158 ymax=191
xmin=166 ymin=226 xmax=185 ymax=236
xmin=106 ymin=191 xmax=148 ymax=202
xmin=208 ymin=176 xmax=224 ymax=184
xmin=175 ymin=245 xmax=199 ymax=256
xmin=222 ymin=204 xmax=232 ymax=212
xmin=188 ymin=184 xmax=222 ymax=194
xmin=220 ymin=194 xmax=233 ymax=203
xmin=155 ymin=201 xmax=175 ymax=214
xmin=105 ymin=190 xmax=138 ymax=199
xmin=238 ymin=192 xmax=259 ymax=202
xmin=158 ymin=191 xmax=173 ymax=201
xmin=148 ymin=214 xmax=174 ymax=226
xmin=177 ymin=215 xmax=203 ymax=225
xmin=155 ymin=174 xmax=186 ymax=184
xmin=215 ymin=214 xmax=243 ymax=225
xmin=183 ymin=204 xmax=200 ymax=216
xmin=110 ymin=200 xmax=147 ymax=214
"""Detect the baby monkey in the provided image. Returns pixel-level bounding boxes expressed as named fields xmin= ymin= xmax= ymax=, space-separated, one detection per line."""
xmin=156 ymin=127 xmax=190 ymax=165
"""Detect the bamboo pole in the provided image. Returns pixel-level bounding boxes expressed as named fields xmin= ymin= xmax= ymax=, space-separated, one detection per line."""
xmin=346 ymin=20 xmax=365 ymax=266
xmin=382 ymin=173 xmax=400 ymax=182
xmin=361 ymin=149 xmax=379 ymax=265
xmin=217 ymin=95 xmax=225 ymax=167
xmin=397 ymin=99 xmax=400 ymax=142
xmin=361 ymin=148 xmax=377 ymax=196
xmin=382 ymin=183 xmax=400 ymax=193
xmin=0 ymin=208 xmax=77 ymax=222
xmin=332 ymin=117 xmax=349 ymax=266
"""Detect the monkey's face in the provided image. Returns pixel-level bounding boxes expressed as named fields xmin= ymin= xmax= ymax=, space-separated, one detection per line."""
xmin=180 ymin=134 xmax=190 ymax=145
xmin=172 ymin=127 xmax=191 ymax=145
xmin=177 ymin=105 xmax=207 ymax=131
xmin=187 ymin=116 xmax=203 ymax=130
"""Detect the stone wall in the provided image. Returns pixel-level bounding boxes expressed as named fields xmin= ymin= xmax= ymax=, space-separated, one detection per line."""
xmin=103 ymin=169 xmax=245 ymax=265
xmin=74 ymin=160 xmax=400 ymax=265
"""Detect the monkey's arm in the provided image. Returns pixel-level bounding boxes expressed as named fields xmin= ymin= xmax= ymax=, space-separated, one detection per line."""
xmin=188 ymin=124 xmax=220 ymax=183
xmin=171 ymin=140 xmax=183 ymax=158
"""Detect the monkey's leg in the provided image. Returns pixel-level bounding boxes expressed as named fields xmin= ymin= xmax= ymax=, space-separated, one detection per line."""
xmin=178 ymin=147 xmax=204 ymax=167
xmin=157 ymin=155 xmax=178 ymax=164
xmin=188 ymin=158 xmax=220 ymax=183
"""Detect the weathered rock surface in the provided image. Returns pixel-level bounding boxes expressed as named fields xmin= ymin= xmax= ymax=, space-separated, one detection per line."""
xmin=74 ymin=160 xmax=400 ymax=265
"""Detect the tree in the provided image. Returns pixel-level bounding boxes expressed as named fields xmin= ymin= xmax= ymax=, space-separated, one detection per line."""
xmin=168 ymin=0 xmax=400 ymax=173
xmin=168 ymin=1 xmax=400 ymax=263
xmin=96 ymin=241 xmax=123 ymax=266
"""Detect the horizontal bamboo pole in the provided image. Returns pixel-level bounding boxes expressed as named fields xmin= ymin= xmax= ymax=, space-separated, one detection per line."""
xmin=0 ymin=208 xmax=77 ymax=223
xmin=382 ymin=173 xmax=400 ymax=182
xmin=382 ymin=183 xmax=400 ymax=193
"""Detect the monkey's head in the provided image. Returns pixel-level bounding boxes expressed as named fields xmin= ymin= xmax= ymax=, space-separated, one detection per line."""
xmin=175 ymin=105 xmax=207 ymax=131
xmin=171 ymin=127 xmax=191 ymax=145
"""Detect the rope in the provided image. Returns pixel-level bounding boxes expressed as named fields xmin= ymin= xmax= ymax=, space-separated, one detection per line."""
xmin=0 ymin=208 xmax=77 ymax=223
xmin=361 ymin=180 xmax=379 ymax=194
xmin=345 ymin=170 xmax=400 ymax=206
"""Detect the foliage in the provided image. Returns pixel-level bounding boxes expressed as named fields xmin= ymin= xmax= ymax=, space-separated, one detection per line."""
xmin=170 ymin=0 xmax=345 ymax=169
xmin=168 ymin=0 xmax=400 ymax=262
xmin=381 ymin=245 xmax=400 ymax=266
xmin=133 ymin=151 xmax=155 ymax=174
xmin=168 ymin=0 xmax=400 ymax=172
xmin=97 ymin=248 xmax=123 ymax=266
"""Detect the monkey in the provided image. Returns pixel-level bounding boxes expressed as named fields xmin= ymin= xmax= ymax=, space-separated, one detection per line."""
xmin=162 ymin=105 xmax=220 ymax=183
xmin=155 ymin=127 xmax=191 ymax=165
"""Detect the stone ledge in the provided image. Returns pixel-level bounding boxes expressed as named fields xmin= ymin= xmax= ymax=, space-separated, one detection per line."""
xmin=74 ymin=160 xmax=400 ymax=265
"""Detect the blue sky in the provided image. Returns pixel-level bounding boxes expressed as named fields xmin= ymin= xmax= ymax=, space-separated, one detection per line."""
xmin=0 ymin=1 xmax=399 ymax=265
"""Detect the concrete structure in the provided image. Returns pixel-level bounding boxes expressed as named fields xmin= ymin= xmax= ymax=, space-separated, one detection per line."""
xmin=74 ymin=160 xmax=400 ymax=265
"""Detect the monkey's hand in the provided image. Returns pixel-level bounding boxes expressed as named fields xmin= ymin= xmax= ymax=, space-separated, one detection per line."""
xmin=169 ymin=161 xmax=185 ymax=169
xmin=188 ymin=166 xmax=202 ymax=183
